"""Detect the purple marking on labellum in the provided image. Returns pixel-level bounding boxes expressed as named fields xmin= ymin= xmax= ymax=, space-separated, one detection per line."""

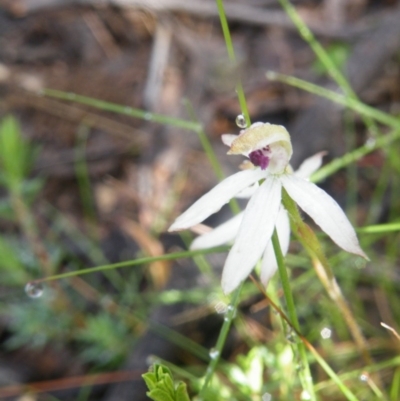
xmin=249 ymin=148 xmax=270 ymax=170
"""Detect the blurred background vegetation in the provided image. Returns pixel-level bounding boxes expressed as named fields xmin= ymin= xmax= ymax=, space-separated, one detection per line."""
xmin=0 ymin=0 xmax=399 ymax=400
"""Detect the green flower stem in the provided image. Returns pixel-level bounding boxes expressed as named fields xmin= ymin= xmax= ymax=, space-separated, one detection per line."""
xmin=271 ymin=230 xmax=317 ymax=401
xmin=281 ymin=189 xmax=373 ymax=367
xmin=196 ymin=5 xmax=251 ymax=395
xmin=199 ymin=285 xmax=242 ymax=397
xmin=183 ymin=99 xmax=241 ymax=215
xmin=216 ymin=0 xmax=250 ymax=126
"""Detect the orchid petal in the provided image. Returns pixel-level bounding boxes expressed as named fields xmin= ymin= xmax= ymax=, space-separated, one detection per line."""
xmin=221 ymin=134 xmax=237 ymax=147
xmin=222 ymin=176 xmax=282 ymax=294
xmin=236 ymin=182 xmax=259 ymax=199
xmin=169 ymin=169 xmax=267 ymax=231
xmin=295 ymin=151 xmax=327 ymax=179
xmin=190 ymin=212 xmax=244 ymax=250
xmin=228 ymin=123 xmax=291 ymax=155
xmin=260 ymin=207 xmax=291 ymax=286
xmin=281 ymin=175 xmax=368 ymax=258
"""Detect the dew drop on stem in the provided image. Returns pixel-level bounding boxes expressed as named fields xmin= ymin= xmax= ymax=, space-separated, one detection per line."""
xmin=235 ymin=114 xmax=247 ymax=128
xmin=320 ymin=327 xmax=332 ymax=339
xmin=209 ymin=348 xmax=219 ymax=359
xmin=25 ymin=281 xmax=44 ymax=298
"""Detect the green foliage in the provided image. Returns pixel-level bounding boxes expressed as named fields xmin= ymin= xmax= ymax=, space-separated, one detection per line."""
xmin=143 ymin=364 xmax=191 ymax=401
xmin=5 ymin=297 xmax=74 ymax=349
xmin=227 ymin=346 xmax=272 ymax=396
xmin=0 ymin=236 xmax=30 ymax=285
xmin=75 ymin=313 xmax=133 ymax=368
xmin=0 ymin=116 xmax=35 ymax=193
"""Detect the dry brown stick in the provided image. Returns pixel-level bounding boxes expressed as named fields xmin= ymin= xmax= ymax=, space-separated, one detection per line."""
xmin=82 ymin=10 xmax=122 ymax=59
xmin=143 ymin=20 xmax=173 ymax=111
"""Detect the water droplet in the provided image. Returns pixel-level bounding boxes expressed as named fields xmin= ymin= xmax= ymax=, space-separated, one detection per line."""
xmin=365 ymin=137 xmax=376 ymax=148
xmin=144 ymin=112 xmax=152 ymax=121
xmin=266 ymin=71 xmax=278 ymax=80
xmin=146 ymin=355 xmax=156 ymax=366
xmin=225 ymin=304 xmax=237 ymax=319
xmin=320 ymin=327 xmax=332 ymax=339
xmin=209 ymin=348 xmax=219 ymax=359
xmin=359 ymin=372 xmax=369 ymax=382
xmin=67 ymin=92 xmax=76 ymax=100
xmin=124 ymin=106 xmax=133 ymax=114
xmin=300 ymin=390 xmax=311 ymax=400
xmin=235 ymin=114 xmax=247 ymax=128
xmin=262 ymin=393 xmax=272 ymax=401
xmin=25 ymin=282 xmax=44 ymax=298
xmin=100 ymin=295 xmax=113 ymax=308
xmin=286 ymin=330 xmax=296 ymax=343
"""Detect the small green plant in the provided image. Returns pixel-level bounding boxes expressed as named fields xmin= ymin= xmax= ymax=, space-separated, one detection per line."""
xmin=75 ymin=313 xmax=133 ymax=368
xmin=143 ymin=364 xmax=191 ymax=401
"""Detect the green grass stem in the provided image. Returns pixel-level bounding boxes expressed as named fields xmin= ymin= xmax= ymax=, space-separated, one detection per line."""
xmin=199 ymin=285 xmax=241 ymax=397
xmin=267 ymin=72 xmax=400 ymax=129
xmin=216 ymin=0 xmax=250 ymax=126
xmin=311 ymin=127 xmax=400 ymax=183
xmin=272 ymin=229 xmax=317 ymax=401
xmin=34 ymin=246 xmax=229 ymax=283
xmin=277 ymin=0 xmax=379 ymax=136
xmin=43 ymin=89 xmax=202 ymax=132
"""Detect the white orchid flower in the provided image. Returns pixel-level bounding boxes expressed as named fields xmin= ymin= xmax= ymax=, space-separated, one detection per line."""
xmin=169 ymin=122 xmax=367 ymax=294
xmin=190 ymin=151 xmax=326 ymax=287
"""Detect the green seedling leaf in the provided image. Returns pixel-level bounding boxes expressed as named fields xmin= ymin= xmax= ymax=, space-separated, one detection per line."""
xmin=143 ymin=364 xmax=191 ymax=401
xmin=147 ymin=388 xmax=175 ymax=401
xmin=175 ymin=383 xmax=191 ymax=401
xmin=143 ymin=372 xmax=158 ymax=391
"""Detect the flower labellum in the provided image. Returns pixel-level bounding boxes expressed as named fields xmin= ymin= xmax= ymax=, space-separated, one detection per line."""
xmin=249 ymin=147 xmax=270 ymax=170
xmin=169 ymin=122 xmax=368 ymax=294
